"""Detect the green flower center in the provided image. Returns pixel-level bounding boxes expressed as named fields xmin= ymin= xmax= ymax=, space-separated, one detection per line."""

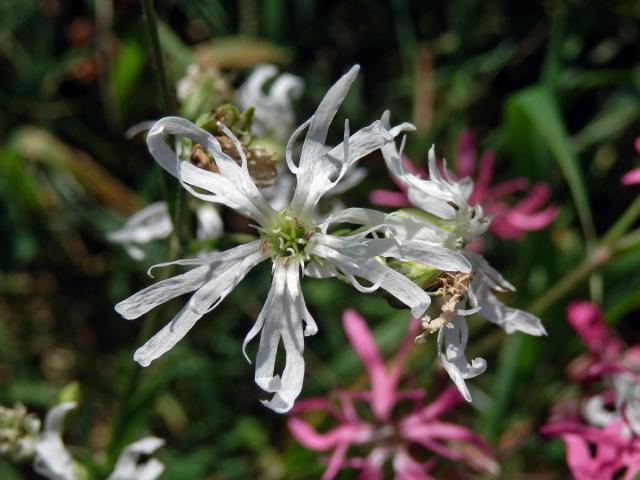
xmin=260 ymin=210 xmax=316 ymax=260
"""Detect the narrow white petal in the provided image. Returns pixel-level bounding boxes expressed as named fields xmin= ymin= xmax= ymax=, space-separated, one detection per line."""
xmin=298 ymin=65 xmax=360 ymax=174
xmin=125 ymin=120 xmax=157 ymax=139
xmin=325 ymin=120 xmax=394 ymax=170
xmin=311 ymin=241 xmax=431 ymax=318
xmin=371 ymin=238 xmax=471 ymax=273
xmin=437 ymin=315 xmax=487 ymax=402
xmin=116 ymin=242 xmax=264 ymax=319
xmin=289 ymin=66 xmax=360 ymax=218
xmin=245 ymin=260 xmax=314 ymax=413
xmin=44 ymin=402 xmax=77 ymax=434
xmin=134 ymin=248 xmax=267 ymax=366
xmin=474 ymin=278 xmax=547 ymax=336
xmin=116 ymin=265 xmax=212 ymax=320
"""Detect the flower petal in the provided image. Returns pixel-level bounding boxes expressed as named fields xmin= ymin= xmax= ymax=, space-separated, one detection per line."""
xmin=437 ymin=315 xmax=487 ymax=402
xmin=116 ymin=242 xmax=263 ymax=320
xmin=107 ymin=202 xmax=173 ymax=246
xmin=289 ymin=66 xmax=361 ymax=218
xmin=246 ymin=260 xmax=315 ymax=413
xmin=133 ymin=246 xmax=266 ymax=367
xmin=342 ymin=309 xmax=399 ymax=421
xmin=146 ymin=116 xmax=275 ymax=225
xmin=473 ymin=276 xmax=546 ymax=336
xmin=311 ymin=239 xmax=431 ymax=318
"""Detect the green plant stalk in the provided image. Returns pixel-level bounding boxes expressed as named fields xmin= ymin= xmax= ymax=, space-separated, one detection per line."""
xmin=108 ymin=0 xmax=187 ymax=465
xmin=141 ymin=0 xmax=172 ymax=114
xmin=602 ymin=194 xmax=640 ymax=246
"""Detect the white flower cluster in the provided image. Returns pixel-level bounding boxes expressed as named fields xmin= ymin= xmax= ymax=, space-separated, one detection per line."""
xmin=115 ymin=65 xmax=546 ymax=412
xmin=0 ymin=402 xmax=163 ymax=480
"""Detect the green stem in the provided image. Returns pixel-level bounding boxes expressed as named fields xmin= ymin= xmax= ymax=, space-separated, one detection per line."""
xmin=141 ymin=0 xmax=172 ymax=114
xmin=602 ymin=194 xmax=640 ymax=245
xmin=141 ymin=0 xmax=186 ymax=253
xmin=108 ymin=1 xmax=183 ymax=465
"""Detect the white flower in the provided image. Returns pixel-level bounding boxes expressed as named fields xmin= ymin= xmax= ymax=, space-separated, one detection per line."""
xmin=32 ymin=402 xmax=164 ymax=480
xmin=116 ymin=65 xmax=470 ymax=413
xmin=108 ymin=202 xmax=223 ymax=261
xmin=236 ymin=64 xmax=304 ymax=142
xmin=32 ymin=402 xmax=77 ymax=480
xmin=106 ymin=436 xmax=165 ymax=480
xmin=379 ymin=113 xmax=546 ymax=401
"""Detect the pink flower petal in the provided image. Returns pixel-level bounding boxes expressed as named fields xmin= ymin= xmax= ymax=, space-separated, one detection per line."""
xmin=455 ymin=131 xmax=476 ymax=179
xmin=468 ymin=150 xmax=494 ymax=204
xmin=393 ymin=448 xmax=435 ymax=480
xmin=566 ymin=301 xmax=623 ymax=357
xmin=369 ymin=189 xmax=410 ymax=208
xmin=342 ymin=309 xmax=397 ymax=421
xmin=415 ymin=387 xmax=463 ymax=420
xmin=323 ymin=442 xmax=349 ymax=480
xmin=622 ymin=168 xmax=640 ymax=186
xmin=287 ymin=418 xmax=363 ymax=451
xmin=510 ymin=183 xmax=552 ymax=212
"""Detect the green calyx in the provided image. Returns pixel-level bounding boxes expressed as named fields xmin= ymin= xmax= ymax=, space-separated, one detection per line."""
xmin=260 ymin=210 xmax=316 ymax=260
xmin=387 ymin=259 xmax=441 ymax=290
xmin=196 ymin=103 xmax=255 ymax=142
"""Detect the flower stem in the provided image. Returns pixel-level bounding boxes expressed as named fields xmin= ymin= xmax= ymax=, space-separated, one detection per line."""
xmin=602 ymin=194 xmax=640 ymax=246
xmin=108 ymin=1 xmax=183 ymax=464
xmin=141 ymin=0 xmax=172 ymax=114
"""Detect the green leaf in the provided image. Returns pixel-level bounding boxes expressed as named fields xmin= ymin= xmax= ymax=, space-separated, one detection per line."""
xmin=109 ymin=40 xmax=145 ymax=106
xmin=504 ymin=86 xmax=596 ymax=243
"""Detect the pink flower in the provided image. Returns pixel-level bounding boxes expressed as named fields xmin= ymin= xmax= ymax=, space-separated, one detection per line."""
xmin=288 ymin=309 xmax=497 ymax=479
xmin=370 ymin=131 xmax=558 ymax=241
xmin=542 ymin=302 xmax=640 ymax=479
xmin=621 ymin=138 xmax=640 ymax=186
xmin=541 ymin=419 xmax=640 ymax=480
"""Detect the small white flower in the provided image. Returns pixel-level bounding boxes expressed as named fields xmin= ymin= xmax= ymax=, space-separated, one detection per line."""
xmin=379 ymin=113 xmax=546 ymax=401
xmin=106 ymin=436 xmax=165 ymax=480
xmin=236 ymin=64 xmax=304 ymax=142
xmin=32 ymin=402 xmax=77 ymax=480
xmin=32 ymin=403 xmax=164 ymax=480
xmin=108 ymin=202 xmax=223 ymax=261
xmin=116 ymin=66 xmax=470 ymax=413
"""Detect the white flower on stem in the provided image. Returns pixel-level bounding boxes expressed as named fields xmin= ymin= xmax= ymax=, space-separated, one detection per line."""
xmin=236 ymin=64 xmax=304 ymax=142
xmin=32 ymin=402 xmax=77 ymax=480
xmin=116 ymin=66 xmax=470 ymax=413
xmin=107 ymin=436 xmax=165 ymax=480
xmin=379 ymin=113 xmax=546 ymax=401
xmin=108 ymin=202 xmax=223 ymax=261
xmin=32 ymin=402 xmax=164 ymax=480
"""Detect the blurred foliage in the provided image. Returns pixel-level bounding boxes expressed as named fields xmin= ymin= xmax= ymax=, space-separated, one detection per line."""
xmin=1 ymin=0 xmax=639 ymax=478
